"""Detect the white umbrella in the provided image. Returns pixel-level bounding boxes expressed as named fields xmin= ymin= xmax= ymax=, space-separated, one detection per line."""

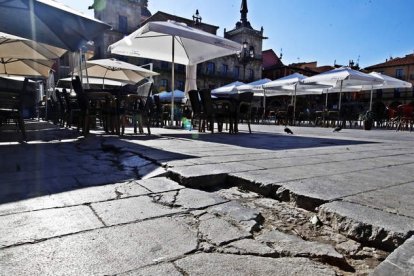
xmin=109 ymin=20 xmax=241 ymax=125
xmin=0 ymin=58 xmax=55 ymax=77
xmin=57 ymin=77 xmax=126 ymax=90
xmin=0 ymin=32 xmax=67 ymax=60
xmin=0 ymin=0 xmax=110 ymax=51
xmin=211 ymin=81 xmax=245 ymax=96
xmin=301 ymin=67 xmax=383 ymax=111
xmin=367 ymin=72 xmax=412 ymax=110
xmin=76 ymin=58 xmax=159 ymax=86
xmin=237 ymin=78 xmax=272 ymax=96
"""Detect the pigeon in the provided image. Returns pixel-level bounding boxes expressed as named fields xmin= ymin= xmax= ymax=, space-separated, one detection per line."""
xmin=333 ymin=125 xmax=343 ymax=132
xmin=284 ymin=127 xmax=293 ymax=134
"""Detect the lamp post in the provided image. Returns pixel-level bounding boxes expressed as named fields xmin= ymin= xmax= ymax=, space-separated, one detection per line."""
xmin=192 ymin=9 xmax=202 ymax=25
xmin=237 ymin=41 xmax=255 ymax=82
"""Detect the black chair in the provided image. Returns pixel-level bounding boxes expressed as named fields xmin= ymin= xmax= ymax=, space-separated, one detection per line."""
xmin=0 ymin=78 xmax=27 ymax=141
xmin=188 ymin=90 xmax=203 ymax=131
xmin=121 ymin=80 xmax=153 ymax=135
xmin=198 ymin=89 xmax=232 ymax=133
xmin=236 ymin=92 xmax=254 ymax=133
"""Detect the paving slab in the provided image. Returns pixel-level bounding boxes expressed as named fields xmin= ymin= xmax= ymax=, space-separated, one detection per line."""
xmin=318 ymin=201 xmax=414 ymax=250
xmin=174 ymin=253 xmax=336 ymax=276
xmin=276 ymin=168 xmax=414 ymax=210
xmin=0 ymin=183 xmax=130 ymax=216
xmin=133 ymin=177 xmax=185 ymax=193
xmin=0 ymin=205 xmax=103 ymax=248
xmin=344 ymin=182 xmax=414 ymax=218
xmin=198 ymin=215 xmax=252 ymax=246
xmin=372 ymin=235 xmax=414 ymax=276
xmin=0 ymin=217 xmax=198 ymax=275
xmin=91 ymin=196 xmax=183 ymax=226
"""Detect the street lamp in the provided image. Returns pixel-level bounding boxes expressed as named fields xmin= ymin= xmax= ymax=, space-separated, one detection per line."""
xmin=237 ymin=41 xmax=255 ymax=82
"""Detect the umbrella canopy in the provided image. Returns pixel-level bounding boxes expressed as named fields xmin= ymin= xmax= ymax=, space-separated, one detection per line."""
xmin=211 ymin=81 xmax=245 ymax=96
xmin=109 ymin=20 xmax=241 ymax=124
xmin=158 ymin=90 xmax=186 ymax=103
xmin=76 ymin=58 xmax=159 ymax=85
xmin=109 ymin=21 xmax=241 ymax=66
xmin=237 ymin=78 xmax=272 ymax=96
xmin=263 ymin=73 xmax=310 ymax=96
xmin=0 ymin=32 xmax=67 ymax=60
xmin=57 ymin=77 xmax=126 ymax=89
xmin=0 ymin=0 xmax=110 ymax=52
xmin=301 ymin=67 xmax=383 ymax=111
xmin=0 ymin=58 xmax=54 ymax=77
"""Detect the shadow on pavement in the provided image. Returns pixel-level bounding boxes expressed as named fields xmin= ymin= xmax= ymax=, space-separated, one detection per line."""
xmin=161 ymin=131 xmax=376 ymax=151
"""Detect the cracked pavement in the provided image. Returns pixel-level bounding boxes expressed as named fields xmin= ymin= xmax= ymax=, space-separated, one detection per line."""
xmin=1 ymin=122 xmax=414 ymax=275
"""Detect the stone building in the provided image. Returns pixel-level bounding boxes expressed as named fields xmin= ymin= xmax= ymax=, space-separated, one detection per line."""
xmin=91 ymin=0 xmax=151 ymax=59
xmin=88 ymin=0 xmax=265 ymax=92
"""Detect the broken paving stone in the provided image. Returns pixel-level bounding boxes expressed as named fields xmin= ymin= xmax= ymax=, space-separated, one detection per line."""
xmin=256 ymin=230 xmax=344 ymax=263
xmin=220 ymin=239 xmax=276 ymax=256
xmin=318 ymin=201 xmax=414 ymax=250
xmin=207 ymin=201 xmax=263 ymax=233
xmin=198 ymin=215 xmax=252 ymax=246
xmin=336 ymin=239 xmax=361 ymax=256
xmin=174 ymin=253 xmax=337 ymax=276
xmin=135 ymin=177 xmax=184 ymax=193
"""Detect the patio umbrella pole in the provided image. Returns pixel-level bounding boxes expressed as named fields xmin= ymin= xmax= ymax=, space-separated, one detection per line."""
xmin=263 ymin=88 xmax=266 ymax=120
xmin=338 ymin=80 xmax=343 ymax=112
xmin=369 ymin=85 xmax=373 ymax=111
xmin=293 ymin=83 xmax=297 ymax=125
xmin=170 ymin=36 xmax=175 ymax=126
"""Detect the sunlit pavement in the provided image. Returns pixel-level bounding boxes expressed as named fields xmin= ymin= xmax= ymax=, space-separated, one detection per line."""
xmin=0 ymin=121 xmax=413 ymax=275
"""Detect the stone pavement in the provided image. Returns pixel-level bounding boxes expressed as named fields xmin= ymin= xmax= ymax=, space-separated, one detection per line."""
xmin=0 ymin=121 xmax=413 ymax=275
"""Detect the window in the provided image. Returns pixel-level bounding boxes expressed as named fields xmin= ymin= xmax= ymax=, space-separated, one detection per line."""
xmin=176 ymin=64 xmax=185 ymax=72
xmin=248 ymin=69 xmax=254 ymax=81
xmin=394 ymin=88 xmax=400 ymax=98
xmin=376 ymin=89 xmax=382 ymax=99
xmin=221 ymin=64 xmax=228 ymax=76
xmin=161 ymin=61 xmax=169 ymax=70
xmin=118 ymin=15 xmax=128 ymax=33
xmin=234 ymin=66 xmax=240 ymax=79
xmin=160 ymin=79 xmax=169 ymax=91
xmin=206 ymin=62 xmax=215 ymax=75
xmin=177 ymin=80 xmax=184 ymax=90
xmin=395 ymin=68 xmax=404 ymax=79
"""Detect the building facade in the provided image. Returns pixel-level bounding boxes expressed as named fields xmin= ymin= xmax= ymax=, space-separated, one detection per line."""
xmin=88 ymin=0 xmax=265 ymax=92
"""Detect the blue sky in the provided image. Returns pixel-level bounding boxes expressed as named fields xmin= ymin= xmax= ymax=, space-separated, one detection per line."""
xmin=59 ymin=0 xmax=414 ymax=68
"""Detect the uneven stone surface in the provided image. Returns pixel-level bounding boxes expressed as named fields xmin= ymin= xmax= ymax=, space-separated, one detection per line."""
xmin=2 ymin=123 xmax=414 ymax=275
xmin=0 ymin=217 xmax=198 ymax=275
xmin=257 ymin=230 xmax=344 ymax=262
xmin=372 ymin=235 xmax=414 ymax=276
xmin=198 ymin=215 xmax=252 ymax=246
xmin=318 ymin=201 xmax=414 ymax=250
xmin=174 ymin=253 xmax=337 ymax=276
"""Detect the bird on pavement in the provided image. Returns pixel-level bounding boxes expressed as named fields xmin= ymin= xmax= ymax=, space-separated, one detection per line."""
xmin=284 ymin=127 xmax=293 ymax=134
xmin=333 ymin=125 xmax=343 ymax=132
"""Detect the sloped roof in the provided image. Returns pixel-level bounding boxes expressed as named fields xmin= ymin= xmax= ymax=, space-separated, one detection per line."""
xmin=365 ymin=54 xmax=414 ymax=69
xmin=262 ymin=49 xmax=284 ymax=69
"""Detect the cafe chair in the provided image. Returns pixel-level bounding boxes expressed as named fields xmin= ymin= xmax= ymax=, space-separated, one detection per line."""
xmin=0 ymin=78 xmax=27 ymax=141
xmin=121 ymin=80 xmax=153 ymax=135
xmin=237 ymin=92 xmax=254 ymax=133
